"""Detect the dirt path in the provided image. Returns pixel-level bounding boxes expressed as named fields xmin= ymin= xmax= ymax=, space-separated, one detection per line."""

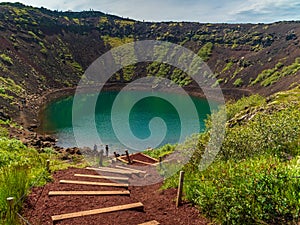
xmin=22 ymin=167 xmax=210 ymax=225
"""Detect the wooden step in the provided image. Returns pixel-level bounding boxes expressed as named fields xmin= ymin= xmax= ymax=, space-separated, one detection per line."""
xmin=59 ymin=180 xmax=128 ymax=188
xmin=114 ymin=165 xmax=146 ymax=174
xmin=52 ymin=202 xmax=144 ymax=221
xmin=132 ymin=159 xmax=156 ymax=166
xmin=138 ymin=220 xmax=160 ymax=225
xmin=48 ymin=190 xmax=130 ymax=196
xmin=74 ymin=174 xmax=129 ymax=181
xmin=86 ymin=167 xmax=135 ymax=175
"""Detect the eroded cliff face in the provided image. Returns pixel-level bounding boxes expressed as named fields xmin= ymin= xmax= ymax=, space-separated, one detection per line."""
xmin=0 ymin=3 xmax=299 ymax=120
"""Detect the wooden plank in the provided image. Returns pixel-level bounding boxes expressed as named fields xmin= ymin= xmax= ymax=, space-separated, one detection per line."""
xmin=74 ymin=174 xmax=129 ymax=181
xmin=116 ymin=157 xmax=130 ymax=164
xmin=52 ymin=202 xmax=144 ymax=221
xmin=115 ymin=165 xmax=146 ymax=174
xmin=138 ymin=220 xmax=160 ymax=225
xmin=86 ymin=167 xmax=135 ymax=175
xmin=48 ymin=190 xmax=130 ymax=196
xmin=139 ymin=153 xmax=159 ymax=162
xmin=59 ymin=180 xmax=128 ymax=188
xmin=132 ymin=159 xmax=156 ymax=166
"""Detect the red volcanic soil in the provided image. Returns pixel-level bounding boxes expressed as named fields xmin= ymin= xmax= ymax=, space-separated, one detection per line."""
xmin=22 ymin=167 xmax=210 ymax=225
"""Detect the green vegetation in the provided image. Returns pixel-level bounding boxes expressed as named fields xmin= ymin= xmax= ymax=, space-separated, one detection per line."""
xmin=102 ymin=35 xmax=134 ymax=48
xmin=0 ymin=77 xmax=24 ymax=100
xmin=232 ymin=66 xmax=244 ymax=79
xmin=197 ymin=42 xmax=213 ymax=61
xmin=0 ymin=121 xmax=87 ymax=224
xmin=39 ymin=41 xmax=47 ymax=54
xmin=99 ymin=16 xmax=108 ymax=24
xmin=122 ymin=65 xmax=136 ymax=81
xmin=233 ymin=78 xmax=243 ymax=87
xmin=170 ymin=68 xmax=192 ymax=86
xmin=115 ymin=19 xmax=135 ymax=27
xmin=144 ymin=144 xmax=176 ymax=159
xmin=0 ymin=54 xmax=13 ymax=66
xmin=176 ymin=155 xmax=300 ymax=224
xmin=67 ymin=61 xmax=83 ymax=74
xmin=211 ymin=78 xmax=224 ymax=88
xmin=0 ymin=135 xmax=50 ymax=224
xmin=222 ymin=61 xmax=234 ymax=73
xmin=12 ymin=7 xmax=28 ymax=16
xmin=150 ymin=88 xmax=300 ymax=224
xmin=27 ymin=30 xmax=39 ymax=40
xmin=251 ymin=58 xmax=300 ymax=86
xmin=72 ymin=18 xmax=80 ymax=25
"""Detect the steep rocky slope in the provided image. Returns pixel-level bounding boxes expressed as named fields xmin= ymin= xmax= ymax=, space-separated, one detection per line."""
xmin=0 ymin=3 xmax=299 ymax=121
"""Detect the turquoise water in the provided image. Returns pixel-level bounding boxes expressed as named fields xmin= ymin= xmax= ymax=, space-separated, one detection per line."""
xmin=40 ymin=91 xmax=217 ymax=152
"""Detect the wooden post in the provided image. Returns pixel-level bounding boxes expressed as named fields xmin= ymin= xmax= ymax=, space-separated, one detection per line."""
xmin=159 ymin=157 xmax=162 ymax=169
xmin=125 ymin=150 xmax=131 ymax=164
xmin=46 ymin=159 xmax=50 ymax=172
xmin=114 ymin=152 xmax=118 ymax=159
xmin=176 ymin=171 xmax=185 ymax=208
xmin=7 ymin=197 xmax=14 ymax=220
xmin=99 ymin=149 xmax=104 ymax=167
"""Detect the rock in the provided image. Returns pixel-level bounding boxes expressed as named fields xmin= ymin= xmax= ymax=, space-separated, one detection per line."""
xmin=32 ymin=139 xmax=43 ymax=147
xmin=286 ymin=30 xmax=297 ymax=41
xmin=28 ymin=124 xmax=38 ymax=131
xmin=60 ymin=152 xmax=70 ymax=160
xmin=65 ymin=148 xmax=75 ymax=154
xmin=39 ymin=135 xmax=56 ymax=142
xmin=42 ymin=141 xmax=52 ymax=148
xmin=0 ymin=109 xmax=10 ymax=121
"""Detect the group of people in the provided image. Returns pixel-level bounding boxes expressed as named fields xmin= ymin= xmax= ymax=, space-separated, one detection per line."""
xmin=93 ymin=144 xmax=109 ymax=157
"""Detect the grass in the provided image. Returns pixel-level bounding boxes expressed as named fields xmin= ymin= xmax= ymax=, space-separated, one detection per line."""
xmin=102 ymin=35 xmax=134 ymax=48
xmin=0 ymin=77 xmax=25 ymax=99
xmin=144 ymin=144 xmax=176 ymax=159
xmin=0 ymin=54 xmax=13 ymax=65
xmin=197 ymin=42 xmax=213 ymax=61
xmin=251 ymin=58 xmax=300 ymax=86
xmin=0 ymin=136 xmax=50 ymax=224
xmin=170 ymin=155 xmax=300 ymax=224
xmin=222 ymin=61 xmax=234 ymax=73
xmin=148 ymin=87 xmax=300 ymax=224
xmin=0 ymin=124 xmax=87 ymax=224
xmin=233 ymin=78 xmax=243 ymax=87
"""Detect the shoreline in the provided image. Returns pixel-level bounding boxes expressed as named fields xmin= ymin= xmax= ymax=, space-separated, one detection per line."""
xmin=35 ymin=82 xmax=253 ymax=130
xmin=8 ymin=82 xmax=253 ymax=157
xmin=39 ymin=82 xmax=253 ymax=112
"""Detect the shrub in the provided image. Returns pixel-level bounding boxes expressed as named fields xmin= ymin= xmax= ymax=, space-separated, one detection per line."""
xmin=233 ymin=78 xmax=243 ymax=87
xmin=251 ymin=59 xmax=300 ymax=86
xmin=183 ymin=156 xmax=300 ymax=225
xmin=197 ymin=42 xmax=213 ymax=61
xmin=144 ymin=144 xmax=176 ymax=159
xmin=160 ymin=89 xmax=300 ymax=224
xmin=0 ymin=54 xmax=13 ymax=65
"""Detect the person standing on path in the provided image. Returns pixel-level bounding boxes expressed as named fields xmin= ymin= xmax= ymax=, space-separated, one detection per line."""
xmin=93 ymin=144 xmax=97 ymax=155
xmin=105 ymin=144 xmax=109 ymax=157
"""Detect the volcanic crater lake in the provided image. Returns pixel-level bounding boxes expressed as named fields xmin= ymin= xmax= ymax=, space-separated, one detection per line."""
xmin=40 ymin=90 xmax=217 ymax=153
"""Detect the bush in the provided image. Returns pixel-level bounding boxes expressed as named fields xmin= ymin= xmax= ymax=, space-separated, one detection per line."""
xmin=233 ymin=78 xmax=243 ymax=87
xmin=198 ymin=42 xmax=213 ymax=61
xmin=183 ymin=156 xmax=300 ymax=225
xmin=0 ymin=54 xmax=13 ymax=65
xmin=144 ymin=143 xmax=176 ymax=159
xmin=251 ymin=59 xmax=300 ymax=86
xmin=161 ymin=89 xmax=300 ymax=224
